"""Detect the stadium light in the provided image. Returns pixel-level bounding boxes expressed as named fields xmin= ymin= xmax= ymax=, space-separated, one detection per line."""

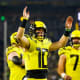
xmin=78 ymin=12 xmax=80 ymax=21
xmin=77 ymin=12 xmax=80 ymax=27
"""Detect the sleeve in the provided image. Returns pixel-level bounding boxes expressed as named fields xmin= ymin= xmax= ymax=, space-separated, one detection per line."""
xmin=6 ymin=46 xmax=18 ymax=56
xmin=6 ymin=46 xmax=14 ymax=56
xmin=48 ymin=39 xmax=52 ymax=49
xmin=58 ymin=47 xmax=66 ymax=56
xmin=44 ymin=38 xmax=52 ymax=49
xmin=27 ymin=37 xmax=36 ymax=52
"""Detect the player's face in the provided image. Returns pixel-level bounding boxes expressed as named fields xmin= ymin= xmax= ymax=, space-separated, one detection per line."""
xmin=36 ymin=29 xmax=45 ymax=37
xmin=72 ymin=38 xmax=80 ymax=44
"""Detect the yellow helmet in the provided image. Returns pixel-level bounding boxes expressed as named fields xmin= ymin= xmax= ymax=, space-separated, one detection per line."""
xmin=70 ymin=30 xmax=80 ymax=48
xmin=29 ymin=21 xmax=47 ymax=40
xmin=10 ymin=32 xmax=29 ymax=45
xmin=10 ymin=32 xmax=19 ymax=45
xmin=34 ymin=21 xmax=46 ymax=29
xmin=71 ymin=30 xmax=80 ymax=38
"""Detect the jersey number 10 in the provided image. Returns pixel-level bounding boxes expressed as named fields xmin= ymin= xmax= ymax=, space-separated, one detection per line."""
xmin=37 ymin=48 xmax=48 ymax=68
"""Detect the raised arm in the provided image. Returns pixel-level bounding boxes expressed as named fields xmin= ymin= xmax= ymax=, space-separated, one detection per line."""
xmin=16 ymin=6 xmax=30 ymax=48
xmin=49 ymin=16 xmax=73 ymax=51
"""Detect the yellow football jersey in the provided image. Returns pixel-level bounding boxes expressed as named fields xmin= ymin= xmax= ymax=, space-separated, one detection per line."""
xmin=23 ymin=37 xmax=52 ymax=79
xmin=6 ymin=46 xmax=26 ymax=80
xmin=24 ymin=37 xmax=52 ymax=70
xmin=58 ymin=46 xmax=80 ymax=80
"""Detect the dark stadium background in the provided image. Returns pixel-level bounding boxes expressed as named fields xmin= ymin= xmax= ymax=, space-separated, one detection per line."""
xmin=0 ymin=0 xmax=80 ymax=80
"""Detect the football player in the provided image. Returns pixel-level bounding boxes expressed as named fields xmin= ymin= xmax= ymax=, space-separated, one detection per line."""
xmin=16 ymin=6 xmax=73 ymax=80
xmin=58 ymin=30 xmax=80 ymax=80
xmin=6 ymin=32 xmax=26 ymax=80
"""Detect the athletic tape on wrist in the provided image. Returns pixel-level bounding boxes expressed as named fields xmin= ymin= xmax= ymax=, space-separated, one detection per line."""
xmin=61 ymin=73 xmax=66 ymax=78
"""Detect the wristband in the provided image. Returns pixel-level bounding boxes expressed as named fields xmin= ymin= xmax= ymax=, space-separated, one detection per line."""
xmin=21 ymin=19 xmax=27 ymax=28
xmin=64 ymin=28 xmax=71 ymax=37
xmin=65 ymin=28 xmax=71 ymax=31
xmin=61 ymin=73 xmax=66 ymax=78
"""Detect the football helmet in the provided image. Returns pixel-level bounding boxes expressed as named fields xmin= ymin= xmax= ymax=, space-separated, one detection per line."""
xmin=10 ymin=32 xmax=29 ymax=45
xmin=29 ymin=21 xmax=47 ymax=41
xmin=70 ymin=30 xmax=80 ymax=47
xmin=10 ymin=32 xmax=19 ymax=45
xmin=71 ymin=30 xmax=80 ymax=38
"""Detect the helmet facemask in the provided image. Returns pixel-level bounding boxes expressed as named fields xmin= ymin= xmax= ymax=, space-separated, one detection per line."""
xmin=29 ymin=21 xmax=47 ymax=41
xmin=35 ymin=28 xmax=46 ymax=41
xmin=71 ymin=38 xmax=80 ymax=48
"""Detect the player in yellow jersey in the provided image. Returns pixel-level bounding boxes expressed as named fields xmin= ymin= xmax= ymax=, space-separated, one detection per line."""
xmin=15 ymin=6 xmax=73 ymax=80
xmin=58 ymin=30 xmax=80 ymax=80
xmin=6 ymin=32 xmax=26 ymax=80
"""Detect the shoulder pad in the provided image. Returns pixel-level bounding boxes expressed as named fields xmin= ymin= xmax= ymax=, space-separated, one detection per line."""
xmin=58 ymin=46 xmax=71 ymax=56
xmin=44 ymin=38 xmax=52 ymax=42
xmin=64 ymin=46 xmax=72 ymax=50
xmin=6 ymin=46 xmax=14 ymax=56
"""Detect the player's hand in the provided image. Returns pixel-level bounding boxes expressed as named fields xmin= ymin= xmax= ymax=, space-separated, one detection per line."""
xmin=8 ymin=52 xmax=18 ymax=60
xmin=64 ymin=75 xmax=72 ymax=80
xmin=23 ymin=6 xmax=30 ymax=19
xmin=65 ymin=16 xmax=73 ymax=29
